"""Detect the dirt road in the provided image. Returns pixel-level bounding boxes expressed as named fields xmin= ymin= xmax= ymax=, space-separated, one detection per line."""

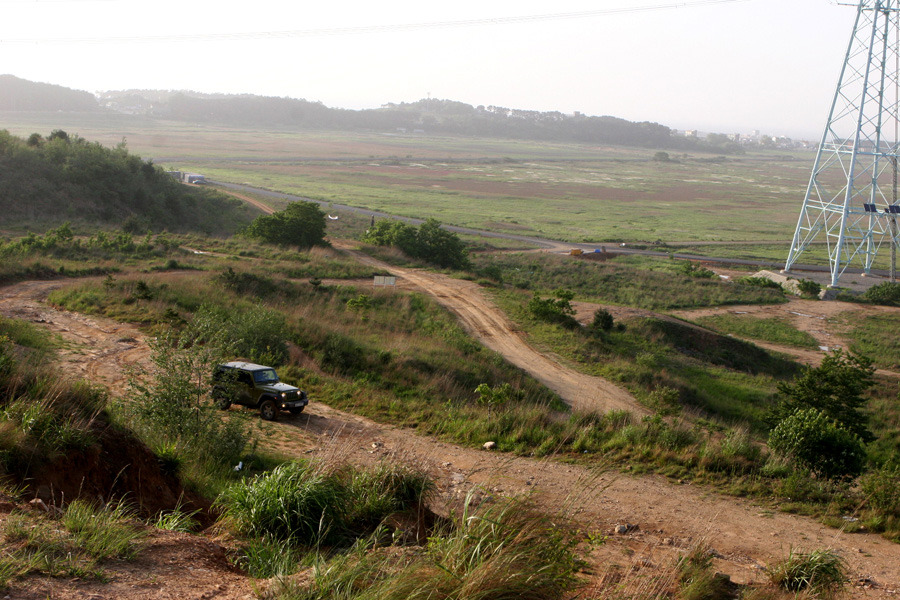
xmin=338 ymin=244 xmax=647 ymax=416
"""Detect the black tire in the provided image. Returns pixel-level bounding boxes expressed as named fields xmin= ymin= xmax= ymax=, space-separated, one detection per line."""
xmin=211 ymin=387 xmax=232 ymax=410
xmin=259 ymin=399 xmax=278 ymax=421
xmin=288 ymin=406 xmax=305 ymax=416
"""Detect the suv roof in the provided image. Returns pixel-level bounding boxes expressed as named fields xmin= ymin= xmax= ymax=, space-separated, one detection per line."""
xmin=219 ymin=361 xmax=272 ymax=371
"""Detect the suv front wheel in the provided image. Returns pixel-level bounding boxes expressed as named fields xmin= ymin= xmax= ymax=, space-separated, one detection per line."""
xmin=259 ymin=399 xmax=278 ymax=421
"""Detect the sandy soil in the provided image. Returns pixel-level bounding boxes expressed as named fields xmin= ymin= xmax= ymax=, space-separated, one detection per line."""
xmin=2 ymin=266 xmax=900 ymax=598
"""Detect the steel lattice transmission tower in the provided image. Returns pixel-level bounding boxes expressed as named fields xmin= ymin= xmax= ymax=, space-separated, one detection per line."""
xmin=785 ymin=0 xmax=900 ymax=286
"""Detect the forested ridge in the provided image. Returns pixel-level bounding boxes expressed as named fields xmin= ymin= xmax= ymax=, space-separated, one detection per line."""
xmin=0 ymin=129 xmax=255 ymax=233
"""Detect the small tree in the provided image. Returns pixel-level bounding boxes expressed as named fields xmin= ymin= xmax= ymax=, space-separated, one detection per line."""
xmin=243 ymin=201 xmax=327 ymax=248
xmin=770 ymin=349 xmax=875 ymax=443
xmin=588 ymin=308 xmax=614 ymax=333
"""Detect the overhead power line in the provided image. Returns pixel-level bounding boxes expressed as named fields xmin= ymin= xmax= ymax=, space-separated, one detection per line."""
xmin=2 ymin=0 xmax=750 ymax=45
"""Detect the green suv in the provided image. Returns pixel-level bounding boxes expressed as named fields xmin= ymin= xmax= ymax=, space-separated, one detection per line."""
xmin=212 ymin=361 xmax=308 ymax=420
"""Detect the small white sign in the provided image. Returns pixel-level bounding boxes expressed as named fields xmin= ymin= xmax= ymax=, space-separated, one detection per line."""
xmin=374 ymin=276 xmax=396 ymax=287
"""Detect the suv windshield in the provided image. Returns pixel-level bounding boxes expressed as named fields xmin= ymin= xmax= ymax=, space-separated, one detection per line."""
xmin=252 ymin=369 xmax=279 ymax=384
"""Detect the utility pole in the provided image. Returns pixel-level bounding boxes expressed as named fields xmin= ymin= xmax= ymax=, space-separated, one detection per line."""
xmin=785 ymin=0 xmax=900 ymax=286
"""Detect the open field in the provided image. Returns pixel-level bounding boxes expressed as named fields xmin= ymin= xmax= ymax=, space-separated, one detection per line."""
xmin=1 ymin=112 xmax=825 ymax=261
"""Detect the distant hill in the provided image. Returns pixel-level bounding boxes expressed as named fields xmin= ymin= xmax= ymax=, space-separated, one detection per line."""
xmin=101 ymin=90 xmax=742 ymax=153
xmin=0 ymin=76 xmax=741 ymax=153
xmin=0 ymin=75 xmax=100 ymax=112
xmin=0 ymin=130 xmax=256 ymax=233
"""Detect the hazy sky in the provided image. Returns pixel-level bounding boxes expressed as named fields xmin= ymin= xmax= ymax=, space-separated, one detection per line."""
xmin=0 ymin=0 xmax=858 ymax=138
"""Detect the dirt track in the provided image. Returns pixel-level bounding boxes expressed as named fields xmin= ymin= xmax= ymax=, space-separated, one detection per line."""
xmin=338 ymin=244 xmax=647 ymax=416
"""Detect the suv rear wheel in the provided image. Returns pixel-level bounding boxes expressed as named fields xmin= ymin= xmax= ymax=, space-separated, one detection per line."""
xmin=259 ymin=399 xmax=278 ymax=421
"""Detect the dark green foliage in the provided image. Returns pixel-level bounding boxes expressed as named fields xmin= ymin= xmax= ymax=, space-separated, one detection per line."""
xmin=678 ymin=260 xmax=717 ymax=278
xmin=736 ymin=276 xmax=783 ymax=290
xmin=192 ymin=304 xmax=289 ymax=366
xmin=527 ymin=289 xmax=578 ymax=328
xmin=863 ymin=281 xmax=900 ymax=306
xmin=771 ymin=350 xmax=875 ymax=442
xmin=215 ymin=267 xmax=283 ymax=299
xmin=363 ymin=218 xmax=469 ymax=269
xmin=242 ymin=201 xmax=327 ymax=248
xmin=768 ymin=408 xmax=866 ymax=479
xmin=860 ymin=462 xmax=900 ymax=514
xmin=588 ymin=308 xmax=615 ymax=333
xmin=797 ymin=279 xmax=822 ymax=297
xmin=0 ymin=130 xmax=253 ymax=233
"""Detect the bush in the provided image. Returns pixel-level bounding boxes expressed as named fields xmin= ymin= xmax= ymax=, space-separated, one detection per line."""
xmin=528 ymin=289 xmax=578 ymax=328
xmin=797 ymin=279 xmax=822 ymax=297
xmin=863 ymin=281 xmax=900 ymax=306
xmin=219 ymin=461 xmax=434 ymax=549
xmin=242 ymin=200 xmax=327 ymax=248
xmin=218 ymin=461 xmax=348 ymax=546
xmin=860 ymin=462 xmax=900 ymax=514
xmin=768 ymin=549 xmax=847 ymax=595
xmin=588 ymin=308 xmax=614 ymax=333
xmin=768 ymin=408 xmax=866 ymax=479
xmin=737 ymin=276 xmax=783 ymax=290
xmin=363 ymin=218 xmax=469 ymax=269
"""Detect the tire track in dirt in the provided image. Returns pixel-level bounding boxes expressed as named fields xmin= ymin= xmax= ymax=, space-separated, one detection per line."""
xmin=338 ymin=245 xmax=648 ymax=416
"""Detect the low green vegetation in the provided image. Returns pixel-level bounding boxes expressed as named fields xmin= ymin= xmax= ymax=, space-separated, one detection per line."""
xmin=840 ymin=312 xmax=900 ymax=370
xmin=471 ymin=252 xmax=786 ymax=310
xmin=0 ymin=498 xmax=143 ymax=588
xmin=692 ymin=314 xmax=819 ymax=349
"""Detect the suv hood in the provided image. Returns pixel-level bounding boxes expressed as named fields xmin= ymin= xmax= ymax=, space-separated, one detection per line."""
xmin=259 ymin=382 xmax=300 ymax=393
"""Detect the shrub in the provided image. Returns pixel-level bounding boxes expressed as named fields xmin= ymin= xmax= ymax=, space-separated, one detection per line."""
xmin=218 ymin=461 xmax=349 ymax=546
xmin=737 ymin=276 xmax=783 ymax=290
xmin=528 ymin=289 xmax=578 ymax=328
xmin=797 ymin=279 xmax=822 ymax=297
xmin=863 ymin=281 xmax=900 ymax=306
xmin=768 ymin=408 xmax=866 ymax=479
xmin=860 ymin=462 xmax=900 ymax=514
xmin=588 ymin=308 xmax=614 ymax=333
xmin=771 ymin=349 xmax=874 ymax=442
xmin=768 ymin=549 xmax=847 ymax=595
xmin=363 ymin=218 xmax=469 ymax=269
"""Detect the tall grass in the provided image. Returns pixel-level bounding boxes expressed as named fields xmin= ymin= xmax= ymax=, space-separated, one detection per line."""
xmin=767 ymin=549 xmax=848 ymax=596
xmin=273 ymin=494 xmax=580 ymax=600
xmin=217 ymin=460 xmax=434 ymax=549
xmin=0 ymin=497 xmax=143 ymax=588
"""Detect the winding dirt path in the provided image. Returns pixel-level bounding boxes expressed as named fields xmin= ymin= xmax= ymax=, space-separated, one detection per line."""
xmin=336 ymin=244 xmax=647 ymax=416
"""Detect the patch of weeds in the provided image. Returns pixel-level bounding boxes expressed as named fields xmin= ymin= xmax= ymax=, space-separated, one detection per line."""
xmin=768 ymin=548 xmax=848 ymax=596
